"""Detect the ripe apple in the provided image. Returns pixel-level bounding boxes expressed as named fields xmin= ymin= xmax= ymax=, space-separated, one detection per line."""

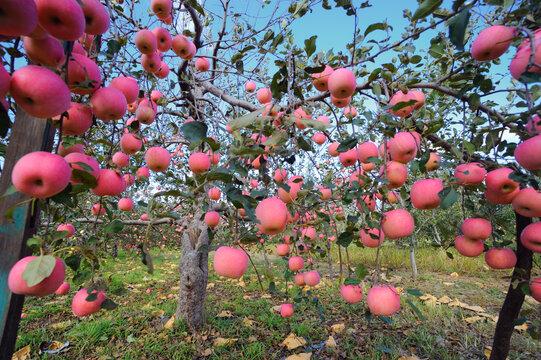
xmin=156 ymin=61 xmax=170 ymax=79
xmin=360 ymin=227 xmax=384 ymax=248
xmin=57 ymin=223 xmax=75 ymax=237
xmin=330 ymin=94 xmax=351 ymax=108
xmin=141 ymin=52 xmax=161 ymax=73
xmin=10 ymin=65 xmax=71 ymax=118
xmin=208 ymin=188 xmax=221 ymax=200
xmin=454 ymin=235 xmax=484 ymax=257
xmin=196 ymin=57 xmax=210 ymax=72
xmin=471 ymin=25 xmax=516 ymax=61
xmin=301 ymin=227 xmax=316 ymax=241
xmin=319 ymin=188 xmax=331 ymax=200
xmin=512 ymin=187 xmax=541 ymax=217
xmin=328 ymin=143 xmax=340 ymax=157
xmin=124 ymin=174 xmax=135 ymax=186
xmin=520 ymin=222 xmax=541 ymax=253
xmin=312 ymin=65 xmax=334 ymax=91
xmin=294 ymin=273 xmax=305 ymax=286
xmin=328 ymin=68 xmax=356 ymax=99
xmin=112 ymin=152 xmax=129 ymax=168
xmin=462 ymin=218 xmax=492 ymax=240
xmin=23 ymin=35 xmax=65 ymax=67
xmin=54 ymin=281 xmax=70 ymax=295
xmin=64 ymin=152 xmax=100 ymax=184
xmin=509 ymin=32 xmax=541 ymax=80
xmin=380 ymin=161 xmax=408 ymax=189
xmin=72 ymin=287 xmax=106 ymax=317
xmin=381 ymin=209 xmax=414 ymax=239
xmin=366 ymin=285 xmax=400 ymax=316
xmin=530 ymin=278 xmax=541 ymax=303
xmin=245 ymin=81 xmax=256 ymax=92
xmin=152 ymin=27 xmax=172 ymax=51
xmin=485 ymin=168 xmax=519 ymax=204
xmin=525 ymin=115 xmax=541 ymax=135
xmin=339 ymin=149 xmax=357 ymax=167
xmin=304 ymin=271 xmax=320 ymax=286
xmin=204 ymin=211 xmax=220 ymax=227
xmin=188 ymin=152 xmax=210 ymax=174
xmin=410 ymin=179 xmax=443 ymax=210
xmin=485 ymin=248 xmax=517 ymax=269
xmin=79 ymin=0 xmax=110 ymax=35
xmin=92 ymin=169 xmax=126 ymax=196
xmin=8 ymin=256 xmax=65 ymax=296
xmin=35 ymin=0 xmax=85 ymax=41
xmin=425 ymin=152 xmax=441 ymax=171
xmin=90 ymin=87 xmax=128 ymax=121
xmin=12 ymin=151 xmax=71 ymax=198
xmin=280 ymin=303 xmax=294 ymax=318
xmin=120 ymin=133 xmax=142 ymax=155
xmin=53 ymin=102 xmax=93 ymax=136
xmin=256 ymin=88 xmax=272 ymax=104
xmin=357 ymin=195 xmax=375 ymax=212
xmin=255 ymin=197 xmax=288 ymax=235
xmin=276 ymin=244 xmax=290 ymax=256
xmin=118 ymin=198 xmax=134 ymax=211
xmin=151 ymin=0 xmax=172 ymax=18
xmin=453 ymin=162 xmax=486 ymax=185
xmin=514 ymin=134 xmax=541 ymax=170
xmin=213 ymin=246 xmax=248 ymax=279
xmin=356 ymin=142 xmax=378 ymax=163
xmin=145 ymin=147 xmax=170 ymax=172
xmin=109 ymin=76 xmax=139 ymax=104
xmin=288 ymin=256 xmax=304 ymax=271
xmin=91 ymin=204 xmax=105 ymax=216
xmin=273 ymin=169 xmax=287 ymax=182
xmin=135 ymin=29 xmax=158 ymax=54
xmin=389 ymin=132 xmax=418 ymax=163
xmin=136 ymin=166 xmax=150 ymax=181
xmin=340 ymin=284 xmax=363 ymax=304
xmin=278 ymin=181 xmax=300 ymax=203
xmin=0 ymin=0 xmax=38 ymax=37
xmin=313 ymin=133 xmax=326 ymax=144
xmin=389 ymin=91 xmax=414 ymax=117
xmin=172 ymin=34 xmax=192 ymax=58
xmin=67 ymin=53 xmax=102 ymax=94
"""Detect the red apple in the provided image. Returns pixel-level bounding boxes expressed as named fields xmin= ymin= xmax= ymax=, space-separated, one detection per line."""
xmin=135 ymin=29 xmax=157 ymax=54
xmin=64 ymin=152 xmax=100 ymax=184
xmin=520 ymin=222 xmax=541 ymax=253
xmin=273 ymin=169 xmax=287 ymax=182
xmin=8 ymin=256 xmax=65 ymax=296
xmin=276 ymin=244 xmax=290 ymax=256
xmin=360 ymin=227 xmax=384 ymax=248
xmin=454 ymin=235 xmax=484 ymax=257
xmin=328 ymin=142 xmax=340 ymax=157
xmin=35 ymin=0 xmax=85 ymax=41
xmin=512 ymin=187 xmax=541 ymax=217
xmin=208 ymin=188 xmax=221 ymax=200
xmin=151 ymin=0 xmax=172 ymax=18
xmin=288 ymin=256 xmax=304 ymax=271
xmin=54 ymin=281 xmax=70 ymax=295
xmin=328 ymin=68 xmax=356 ymax=99
xmin=79 ymin=0 xmax=110 ymax=35
xmin=67 ymin=53 xmax=102 ymax=95
xmin=256 ymin=88 xmax=272 ymax=104
xmin=255 ymin=197 xmax=288 ymax=235
xmin=356 ymin=142 xmax=378 ymax=163
xmin=410 ymin=179 xmax=443 ymax=210
xmin=425 ymin=152 xmax=441 ymax=171
xmin=294 ymin=273 xmax=305 ymax=286
xmin=0 ymin=0 xmax=38 ymax=37
xmin=303 ymin=271 xmax=320 ymax=286
xmin=120 ymin=133 xmax=142 ymax=155
xmin=118 ymin=198 xmax=134 ymax=211
xmin=380 ymin=161 xmax=408 ymax=189
xmin=109 ymin=76 xmax=139 ymax=104
xmin=339 ymin=149 xmax=357 ymax=167
xmin=462 ymin=218 xmax=492 ymax=240
xmin=280 ymin=303 xmax=294 ymax=318
xmin=471 ymin=25 xmax=516 ymax=61
xmin=57 ymin=223 xmax=75 ymax=237
xmin=530 ymin=278 xmax=541 ymax=302
xmin=54 ymin=102 xmax=93 ymax=136
xmin=23 ymin=35 xmax=65 ymax=67
xmin=136 ymin=166 xmax=150 ymax=181
xmin=91 ymin=204 xmax=105 ymax=216
xmin=389 ymin=91 xmax=414 ymax=117
xmin=389 ymin=132 xmax=418 ymax=163
xmin=312 ymin=65 xmax=334 ymax=92
xmin=213 ymin=246 xmax=248 ymax=279
xmin=381 ymin=209 xmax=414 ymax=239
xmin=245 ymin=81 xmax=256 ymax=92
xmin=72 ymin=287 xmax=106 ymax=317
xmin=112 ymin=152 xmax=129 ymax=168
xmin=485 ymin=168 xmax=519 ymax=204
xmin=340 ymin=284 xmax=363 ymax=304
xmin=514 ymin=134 xmax=541 ymax=171
xmin=196 ymin=57 xmax=210 ymax=72
xmin=366 ymin=285 xmax=400 ymax=316
xmin=485 ymin=248 xmax=517 ymax=269
xmin=145 ymin=147 xmax=170 ymax=172
xmin=188 ymin=152 xmax=210 ymax=174
xmin=92 ymin=169 xmax=126 ymax=196
xmin=152 ymin=27 xmax=172 ymax=51
xmin=90 ymin=87 xmax=128 ymax=121
xmin=141 ymin=52 xmax=161 ymax=73
xmin=204 ymin=211 xmax=220 ymax=227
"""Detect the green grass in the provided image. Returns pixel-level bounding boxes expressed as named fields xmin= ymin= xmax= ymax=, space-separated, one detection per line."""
xmin=14 ymin=247 xmax=541 ymax=359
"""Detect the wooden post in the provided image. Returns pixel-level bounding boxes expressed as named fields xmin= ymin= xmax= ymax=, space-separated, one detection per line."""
xmin=0 ymin=107 xmax=55 ymax=360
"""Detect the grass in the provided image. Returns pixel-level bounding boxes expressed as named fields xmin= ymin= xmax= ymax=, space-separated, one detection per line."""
xmin=14 ymin=245 xmax=541 ymax=360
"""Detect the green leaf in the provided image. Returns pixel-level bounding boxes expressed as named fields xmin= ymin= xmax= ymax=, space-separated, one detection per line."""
xmin=438 ymin=187 xmax=459 ymax=210
xmin=304 ymin=35 xmax=317 ymax=57
xmin=182 ymin=121 xmax=208 ymax=143
xmin=297 ymin=137 xmax=313 ymax=152
xmin=355 ymin=263 xmax=368 ymax=280
xmin=22 ymin=255 xmax=56 ymax=287
xmin=448 ymin=4 xmax=472 ymax=51
xmin=406 ymin=299 xmax=425 ymax=321
xmin=155 ymin=212 xmax=180 ymax=220
xmin=101 ymin=298 xmax=118 ymax=310
xmin=337 ymin=137 xmax=358 ymax=152
xmin=406 ymin=289 xmax=424 ymax=297
xmin=71 ymin=169 xmax=98 ymax=188
xmin=205 ymin=168 xmax=234 ymax=182
xmin=412 ymin=0 xmax=443 ymax=21
xmin=344 ymin=277 xmax=360 ymax=286
xmin=364 ymin=22 xmax=387 ymax=37
xmin=518 ymin=72 xmax=541 ymax=84
xmin=304 ymin=65 xmax=325 ymax=74
xmin=262 ymin=131 xmax=288 ymax=147
xmin=0 ymin=185 xmax=18 ymax=202
xmin=105 ymin=39 xmax=121 ymax=59
xmin=104 ymin=219 xmax=124 ymax=233
xmin=337 ymin=231 xmax=354 ymax=247
xmin=298 ymin=118 xmax=331 ymax=130
xmin=239 ymin=234 xmax=259 ymax=244
xmin=227 ymin=108 xmax=267 ymax=131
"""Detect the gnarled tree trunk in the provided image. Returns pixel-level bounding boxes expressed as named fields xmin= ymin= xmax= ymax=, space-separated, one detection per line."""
xmin=175 ymin=202 xmax=210 ymax=329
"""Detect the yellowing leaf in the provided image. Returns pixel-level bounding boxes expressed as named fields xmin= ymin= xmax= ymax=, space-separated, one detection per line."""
xmin=464 ymin=305 xmax=485 ymax=313
xmin=261 ymin=294 xmax=272 ymax=299
xmin=325 ymin=335 xmax=337 ymax=347
xmin=438 ymin=296 xmax=452 ymax=304
xmin=450 ymin=272 xmax=459 ymax=277
xmin=217 ymin=310 xmax=233 ymax=318
xmin=247 ymin=335 xmax=258 ymax=343
xmin=201 ymin=349 xmax=213 ymax=357
xmin=243 ymin=295 xmax=252 ymax=300
xmin=464 ymin=315 xmax=485 ymax=324
xmin=242 ymin=317 xmax=255 ymax=327
xmin=12 ymin=345 xmax=31 ymax=360
xmin=50 ymin=320 xmax=71 ymax=329
xmin=398 ymin=356 xmax=421 ymax=360
xmin=206 ymin=283 xmax=215 ymax=289
xmin=151 ymin=309 xmax=165 ymax=317
xmin=285 ymin=353 xmax=312 ymax=360
xmin=271 ymin=305 xmax=282 ymax=313
xmin=330 ymin=323 xmax=345 ymax=333
xmin=515 ymin=323 xmax=529 ymax=332
xmin=214 ymin=337 xmax=238 ymax=346
xmin=442 ymin=282 xmax=454 ymax=286
xmin=281 ymin=333 xmax=307 ymax=350
xmin=163 ymin=315 xmax=175 ymax=330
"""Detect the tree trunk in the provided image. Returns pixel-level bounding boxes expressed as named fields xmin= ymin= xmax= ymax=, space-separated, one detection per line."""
xmin=175 ymin=202 xmax=210 ymax=329
xmin=409 ymin=235 xmax=418 ymax=278
xmin=326 ymin=241 xmax=334 ymax=280
xmin=489 ymin=212 xmax=532 ymax=360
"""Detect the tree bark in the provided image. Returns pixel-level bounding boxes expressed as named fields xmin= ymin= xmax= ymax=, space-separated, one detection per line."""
xmin=409 ymin=235 xmax=418 ymax=279
xmin=175 ymin=200 xmax=210 ymax=329
xmin=489 ymin=212 xmax=533 ymax=360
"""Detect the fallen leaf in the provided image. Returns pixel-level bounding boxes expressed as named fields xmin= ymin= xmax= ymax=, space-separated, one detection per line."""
xmin=419 ymin=294 xmax=438 ymax=307
xmin=261 ymin=294 xmax=272 ymax=299
xmin=464 ymin=316 xmax=485 ymax=324
xmin=464 ymin=305 xmax=485 ymax=313
xmin=163 ymin=315 xmax=175 ymax=330
xmin=201 ymin=349 xmax=213 ymax=357
xmin=242 ymin=295 xmax=252 ymax=300
xmin=438 ymin=296 xmax=452 ymax=304
xmin=206 ymin=283 xmax=215 ymax=289
xmin=450 ymin=272 xmax=459 ymax=277
xmin=50 ymin=320 xmax=71 ymax=329
xmin=442 ymin=282 xmax=454 ymax=286
xmin=285 ymin=353 xmax=311 ymax=360
xmin=330 ymin=323 xmax=345 ymax=333
xmin=242 ymin=317 xmax=254 ymax=327
xmin=398 ymin=356 xmax=421 ymax=360
xmin=217 ymin=310 xmax=233 ymax=318
xmin=12 ymin=345 xmax=30 ymax=360
xmin=281 ymin=333 xmax=307 ymax=350
xmin=484 ymin=346 xmax=510 ymax=360
xmin=325 ymin=335 xmax=337 ymax=347
xmin=237 ymin=280 xmax=246 ymax=287
xmin=271 ymin=305 xmax=282 ymax=313
xmin=214 ymin=337 xmax=238 ymax=346
xmin=247 ymin=335 xmax=258 ymax=343
xmin=151 ymin=309 xmax=164 ymax=317
xmin=515 ymin=323 xmax=529 ymax=332
xmin=448 ymin=299 xmax=468 ymax=308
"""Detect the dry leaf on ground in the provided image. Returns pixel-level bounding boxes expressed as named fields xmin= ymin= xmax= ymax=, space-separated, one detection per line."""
xmin=282 ymin=333 xmax=307 ymax=350
xmin=150 ymin=309 xmax=164 ymax=317
xmin=200 ymin=348 xmax=213 ymax=357
xmin=285 ymin=353 xmax=312 ymax=360
xmin=12 ymin=345 xmax=30 ymax=360
xmin=217 ymin=310 xmax=233 ymax=318
xmin=450 ymin=272 xmax=459 ymax=277
xmin=325 ymin=335 xmax=337 ymax=347
xmin=214 ymin=337 xmax=238 ymax=346
xmin=163 ymin=315 xmax=175 ymax=330
xmin=242 ymin=317 xmax=255 ymax=327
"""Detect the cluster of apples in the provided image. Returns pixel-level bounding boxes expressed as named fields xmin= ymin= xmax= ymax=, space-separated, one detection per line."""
xmin=8 ymin=256 xmax=106 ymax=317
xmin=471 ymin=25 xmax=541 ymax=80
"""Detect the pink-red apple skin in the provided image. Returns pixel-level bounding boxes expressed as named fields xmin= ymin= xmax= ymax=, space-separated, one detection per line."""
xmin=360 ymin=228 xmax=384 ymax=248
xmin=288 ymin=256 xmax=304 ymax=271
xmin=196 ymin=57 xmax=210 ymax=72
xmin=0 ymin=65 xmax=10 ymax=98
xmin=72 ymin=287 xmax=106 ymax=317
xmin=135 ymin=29 xmax=158 ymax=54
xmin=92 ymin=169 xmax=126 ymax=196
xmin=213 ymin=246 xmax=248 ymax=279
xmin=366 ymin=285 xmax=400 ymax=316
xmin=91 ymin=204 xmax=105 ymax=216
xmin=54 ymin=281 xmax=70 ymax=295
xmin=110 ymin=76 xmax=139 ymax=104
xmin=454 ymin=235 xmax=484 ymax=257
xmin=454 ymin=163 xmax=486 ymax=186
xmin=471 ymin=25 xmax=516 ymax=61
xmin=294 ymin=273 xmax=305 ymax=286
xmin=120 ymin=134 xmax=142 ymax=155
xmin=151 ymin=0 xmax=172 ymax=18
xmin=389 ymin=91 xmax=414 ymax=117
xmin=57 ymin=223 xmax=75 ymax=237
xmin=54 ymin=102 xmax=93 ymax=136
xmin=357 ymin=142 xmax=378 ymax=163
xmin=341 ymin=284 xmax=363 ymax=304
xmin=389 ymin=132 xmax=418 ymax=163
xmin=485 ymin=248 xmax=517 ymax=269
xmin=67 ymin=53 xmax=102 ymax=95
xmin=512 ymin=188 xmax=541 ymax=217
xmin=410 ymin=179 xmax=443 ymax=210
xmin=204 ymin=211 xmax=220 ymax=227
xmin=208 ymin=188 xmax=221 ymax=200
xmin=245 ymin=81 xmax=256 ymax=92
xmin=256 ymin=88 xmax=272 ymax=104
xmin=328 ymin=68 xmax=356 ymax=99
xmin=0 ymin=0 xmax=38 ymax=36
xmin=80 ymin=0 xmax=110 ymax=35
xmin=8 ymin=256 xmax=65 ymax=296
xmin=426 ymin=152 xmax=441 ymax=171
xmin=530 ymin=278 xmax=541 ymax=302
xmin=145 ymin=147 xmax=170 ymax=172
xmin=520 ymin=222 xmax=541 ymax=253
xmin=339 ymin=149 xmax=357 ymax=167
xmin=10 ymin=65 xmax=71 ymax=118
xmin=12 ymin=151 xmax=71 ymax=199
xmin=90 ymin=87 xmax=127 ymax=121
xmin=462 ymin=218 xmax=492 ymax=240
xmin=514 ymin=134 xmax=541 ymax=171
xmin=510 ymin=35 xmax=541 ymax=80
xmin=23 ymin=35 xmax=65 ymax=67
xmin=112 ymin=152 xmax=129 ymax=168
xmin=255 ymin=197 xmax=288 ymax=235
xmin=63 ymin=152 xmax=100 ymax=184
xmin=382 ymin=209 xmax=414 ymax=240
xmin=484 ymin=168 xmax=519 ymax=204
xmin=276 ymin=244 xmax=290 ymax=256
xmin=35 ymin=0 xmax=85 ymax=41
xmin=380 ymin=161 xmax=408 ymax=189
xmin=304 ymin=271 xmax=320 ymax=286
xmin=136 ymin=167 xmax=150 ymax=181
xmin=152 ymin=27 xmax=172 ymax=51
xmin=118 ymin=198 xmax=134 ymax=211
xmin=280 ymin=303 xmax=294 ymax=318
xmin=189 ymin=152 xmax=211 ymax=174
